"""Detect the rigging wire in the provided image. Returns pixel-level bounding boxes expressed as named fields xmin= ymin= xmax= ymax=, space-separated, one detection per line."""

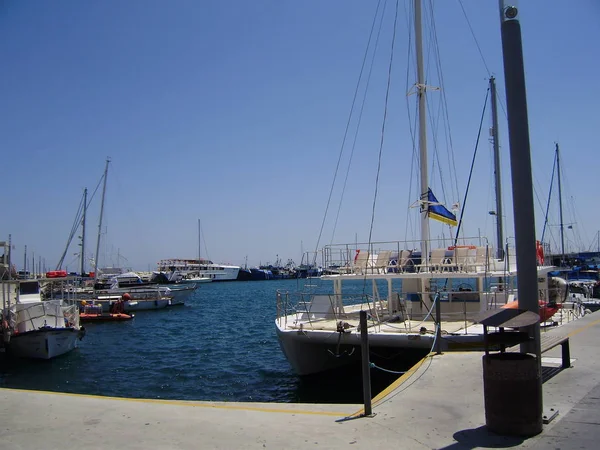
xmin=560 ymin=157 xmax=589 ymax=251
xmin=365 ymin=0 xmax=401 ymax=295
xmin=404 ymin=0 xmax=419 ymax=243
xmin=454 ymin=88 xmax=489 ymax=242
xmin=428 ymin=0 xmax=459 ymax=204
xmin=457 ymin=0 xmax=491 ymax=76
xmin=310 ymin=0 xmax=385 ymax=264
xmin=540 ymin=151 xmax=557 ymax=242
xmin=56 ymin=192 xmax=86 ymax=269
xmin=456 ymin=0 xmax=509 ymax=119
xmin=330 ymin=0 xmax=388 ymax=245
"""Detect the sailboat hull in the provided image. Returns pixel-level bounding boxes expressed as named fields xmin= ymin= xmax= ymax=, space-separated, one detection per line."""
xmin=275 ymin=320 xmax=488 ymax=376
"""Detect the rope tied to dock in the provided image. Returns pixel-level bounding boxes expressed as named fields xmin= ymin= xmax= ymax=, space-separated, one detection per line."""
xmin=369 ymin=362 xmax=406 ymax=375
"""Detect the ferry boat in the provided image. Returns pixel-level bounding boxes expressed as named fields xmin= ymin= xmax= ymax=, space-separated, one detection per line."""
xmin=157 ymin=258 xmax=240 ymax=282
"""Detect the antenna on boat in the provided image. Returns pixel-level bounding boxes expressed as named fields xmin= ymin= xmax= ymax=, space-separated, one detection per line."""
xmin=93 ymin=158 xmax=110 ymax=283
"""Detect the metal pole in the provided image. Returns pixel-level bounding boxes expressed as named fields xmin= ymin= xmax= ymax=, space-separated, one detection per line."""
xmin=435 ymin=293 xmax=442 ymax=354
xmin=498 ymin=3 xmax=541 ymax=360
xmin=490 ymin=77 xmax=505 ymax=260
xmin=414 ymin=0 xmax=430 ymax=261
xmin=360 ymin=310 xmax=372 ymax=416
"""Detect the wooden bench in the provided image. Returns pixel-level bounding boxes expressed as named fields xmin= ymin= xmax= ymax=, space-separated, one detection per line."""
xmin=540 ymin=334 xmax=570 ymax=369
xmin=506 ymin=333 xmax=571 ymax=369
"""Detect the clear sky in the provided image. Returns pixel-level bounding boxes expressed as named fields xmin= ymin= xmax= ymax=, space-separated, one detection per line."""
xmin=2 ymin=0 xmax=599 ymax=272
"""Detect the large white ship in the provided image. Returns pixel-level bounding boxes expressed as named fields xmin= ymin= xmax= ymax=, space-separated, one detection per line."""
xmin=157 ymin=258 xmax=240 ymax=282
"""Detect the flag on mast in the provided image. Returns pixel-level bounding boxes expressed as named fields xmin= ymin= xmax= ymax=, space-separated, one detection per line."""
xmin=426 ymin=188 xmax=458 ymax=226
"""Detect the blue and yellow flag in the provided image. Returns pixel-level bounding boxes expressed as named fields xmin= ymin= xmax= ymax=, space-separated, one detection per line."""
xmin=427 ymin=188 xmax=458 ymax=226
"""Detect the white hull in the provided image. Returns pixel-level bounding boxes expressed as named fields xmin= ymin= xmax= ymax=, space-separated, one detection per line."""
xmin=156 ymin=259 xmax=240 ymax=282
xmin=275 ymin=320 xmax=483 ymax=376
xmin=193 ymin=267 xmax=239 ymax=281
xmin=8 ymin=328 xmax=79 ymax=360
xmin=180 ymin=277 xmax=212 ymax=283
xmin=274 ymin=247 xmax=560 ymax=376
xmin=91 ymin=298 xmax=171 ymax=312
xmin=168 ymin=285 xmax=198 ymax=303
xmin=125 ymin=299 xmax=170 ymax=311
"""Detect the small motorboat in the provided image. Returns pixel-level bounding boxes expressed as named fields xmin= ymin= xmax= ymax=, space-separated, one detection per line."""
xmin=79 ymin=304 xmax=133 ymax=322
xmin=502 ymin=300 xmax=562 ymax=323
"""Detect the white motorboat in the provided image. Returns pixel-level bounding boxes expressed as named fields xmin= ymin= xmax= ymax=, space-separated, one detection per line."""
xmin=1 ymin=279 xmax=84 ymax=360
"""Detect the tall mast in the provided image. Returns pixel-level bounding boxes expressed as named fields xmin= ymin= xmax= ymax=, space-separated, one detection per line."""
xmin=556 ymin=143 xmax=565 ymax=264
xmin=8 ymin=235 xmax=12 ymax=280
xmin=93 ymin=158 xmax=110 ymax=283
xmin=489 ymin=77 xmax=504 ymax=259
xmin=80 ymin=188 xmax=87 ymax=275
xmin=198 ymin=219 xmax=201 ymax=261
xmin=414 ymin=0 xmax=429 ymax=258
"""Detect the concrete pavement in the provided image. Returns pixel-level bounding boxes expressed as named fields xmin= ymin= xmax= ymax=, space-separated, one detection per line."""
xmin=1 ymin=311 xmax=599 ymax=449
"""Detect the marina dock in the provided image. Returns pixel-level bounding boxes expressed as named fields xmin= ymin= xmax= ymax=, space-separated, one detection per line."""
xmin=1 ymin=311 xmax=599 ymax=449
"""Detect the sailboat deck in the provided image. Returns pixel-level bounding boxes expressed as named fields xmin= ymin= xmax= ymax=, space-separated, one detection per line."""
xmin=287 ymin=317 xmax=471 ymax=335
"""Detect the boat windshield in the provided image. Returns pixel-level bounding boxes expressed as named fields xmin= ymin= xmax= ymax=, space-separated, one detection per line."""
xmin=19 ymin=281 xmax=40 ymax=296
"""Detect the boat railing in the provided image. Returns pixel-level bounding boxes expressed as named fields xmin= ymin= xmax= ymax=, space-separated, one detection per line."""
xmin=276 ymin=287 xmax=511 ymax=333
xmin=321 ymin=237 xmax=514 ymax=275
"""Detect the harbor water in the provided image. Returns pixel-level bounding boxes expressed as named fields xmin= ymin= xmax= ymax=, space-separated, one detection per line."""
xmin=0 ymin=279 xmax=424 ymax=403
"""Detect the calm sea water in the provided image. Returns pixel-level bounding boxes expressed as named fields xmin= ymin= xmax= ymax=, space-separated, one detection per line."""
xmin=0 ymin=279 xmax=423 ymax=403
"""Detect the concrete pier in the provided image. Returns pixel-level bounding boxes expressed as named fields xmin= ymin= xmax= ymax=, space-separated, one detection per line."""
xmin=2 ymin=311 xmax=599 ymax=449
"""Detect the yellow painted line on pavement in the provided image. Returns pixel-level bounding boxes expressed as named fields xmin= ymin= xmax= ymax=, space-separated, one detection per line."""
xmin=566 ymin=317 xmax=600 ymax=338
xmin=347 ymin=353 xmax=432 ymax=418
xmin=347 ymin=315 xmax=600 ymax=418
xmin=0 ymin=387 xmax=349 ymax=417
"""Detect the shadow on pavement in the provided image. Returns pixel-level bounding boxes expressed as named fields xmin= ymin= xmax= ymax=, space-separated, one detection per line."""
xmin=438 ymin=426 xmax=526 ymax=449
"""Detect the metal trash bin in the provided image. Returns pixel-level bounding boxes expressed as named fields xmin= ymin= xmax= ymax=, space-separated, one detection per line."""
xmin=476 ymin=308 xmax=543 ymax=437
xmin=483 ymin=352 xmax=542 ymax=436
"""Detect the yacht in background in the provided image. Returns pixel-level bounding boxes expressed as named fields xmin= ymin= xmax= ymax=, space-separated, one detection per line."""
xmin=157 ymin=258 xmax=240 ymax=282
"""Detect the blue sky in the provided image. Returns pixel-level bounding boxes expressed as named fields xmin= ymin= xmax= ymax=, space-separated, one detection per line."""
xmin=1 ymin=0 xmax=599 ymax=272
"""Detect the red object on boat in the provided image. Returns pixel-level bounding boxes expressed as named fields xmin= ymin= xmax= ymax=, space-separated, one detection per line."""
xmin=80 ymin=304 xmax=133 ymax=322
xmin=80 ymin=312 xmax=133 ymax=322
xmin=536 ymin=240 xmax=545 ymax=265
xmin=88 ymin=272 xmax=95 ymax=278
xmin=46 ymin=270 xmax=68 ymax=278
xmin=502 ymin=299 xmax=562 ymax=323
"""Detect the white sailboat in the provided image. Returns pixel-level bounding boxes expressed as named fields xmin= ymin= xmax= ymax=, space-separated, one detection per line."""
xmin=274 ymin=1 xmax=558 ymax=376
